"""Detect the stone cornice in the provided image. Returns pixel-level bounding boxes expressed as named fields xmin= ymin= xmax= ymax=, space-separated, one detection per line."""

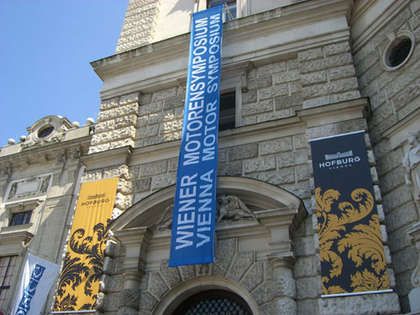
xmin=0 ymin=136 xmax=91 ymax=170
xmin=82 ymin=146 xmax=132 ymax=170
xmin=91 ymin=0 xmax=352 ymax=99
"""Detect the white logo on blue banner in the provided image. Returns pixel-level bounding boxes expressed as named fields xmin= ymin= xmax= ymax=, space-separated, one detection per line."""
xmin=169 ymin=5 xmax=223 ymax=267
xmin=11 ymin=253 xmax=59 ymax=315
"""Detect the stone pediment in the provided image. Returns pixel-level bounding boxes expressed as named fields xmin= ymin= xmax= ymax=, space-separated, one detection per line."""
xmin=111 ymin=176 xmax=305 ymax=235
xmin=21 ymin=115 xmax=74 ymax=150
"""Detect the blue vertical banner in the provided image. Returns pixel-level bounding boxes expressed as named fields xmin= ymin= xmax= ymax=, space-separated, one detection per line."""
xmin=169 ymin=5 xmax=223 ymax=267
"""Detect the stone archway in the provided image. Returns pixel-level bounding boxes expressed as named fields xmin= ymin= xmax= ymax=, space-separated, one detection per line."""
xmin=101 ymin=176 xmax=306 ymax=315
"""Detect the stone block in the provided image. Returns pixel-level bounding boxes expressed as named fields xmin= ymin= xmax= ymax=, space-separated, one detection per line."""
xmin=273 ymin=70 xmax=300 ymax=84
xmin=227 ymin=251 xmax=254 ymax=281
xmin=242 ymin=89 xmax=257 ymax=104
xmin=100 ymin=97 xmax=119 ymax=110
xmin=140 ymin=93 xmax=152 ymax=105
xmin=218 ymin=160 xmax=242 ymax=176
xmin=388 ymin=225 xmax=412 ymax=252
xmin=283 ymin=180 xmax=311 ymax=199
xmin=276 ymin=149 xmax=308 ymax=168
xmin=228 ymin=143 xmax=258 ymax=161
xmin=243 ymin=156 xmax=276 ymax=173
xmin=275 ymin=93 xmax=303 ymax=110
xmin=380 ymin=167 xmax=405 ymax=194
xmin=163 ymin=95 xmax=184 ymax=110
xmin=328 ymin=65 xmax=355 ymax=80
xmin=151 ymin=87 xmax=177 ymax=102
xmin=137 ymin=124 xmax=159 ymax=138
xmin=298 ymin=47 xmax=323 ymax=61
xmin=396 ymin=269 xmax=413 ymax=298
xmin=98 ymin=103 xmax=138 ymax=121
xmin=300 ymin=53 xmax=353 ymax=74
xmin=303 ymin=77 xmax=358 ymax=99
xmin=260 ymin=137 xmax=292 ymax=155
xmin=240 ymin=261 xmax=264 ymax=292
xmin=296 ymin=276 xmax=321 ymax=299
xmin=148 ymin=272 xmax=169 ymax=299
xmin=383 ymin=185 xmax=413 ymax=212
xmin=323 ymin=42 xmax=350 ymax=56
xmin=138 ymin=160 xmax=167 ymax=177
xmin=134 ymin=178 xmax=151 ymax=192
xmin=160 ymin=260 xmax=181 ymax=289
xmin=119 ymin=92 xmax=139 ymax=105
xmin=294 ymin=256 xmax=320 ymax=278
xmin=151 ymin=173 xmax=176 ymax=190
xmin=293 ymin=134 xmax=308 ymax=149
xmin=297 ymin=299 xmax=319 ymax=315
xmin=242 ymin=99 xmax=273 ymax=116
xmin=160 ymin=119 xmax=183 ymax=134
xmin=296 ymin=164 xmax=311 ymax=181
xmin=376 ymin=148 xmax=403 ymax=175
xmin=301 ymin=71 xmax=327 ymax=86
xmin=294 ymin=236 xmax=316 ymax=256
xmin=392 ymin=78 xmax=420 ymax=110
xmin=91 ymin=126 xmax=136 ymax=145
xmin=256 ymin=76 xmax=273 ymax=88
xmin=252 ymin=168 xmax=296 ymax=185
xmin=319 ymin=292 xmax=400 ymax=315
xmin=256 ymin=108 xmax=293 ymax=122
xmin=139 ymin=101 xmax=163 ymax=116
xmin=257 ymin=61 xmax=286 ymax=76
xmin=287 ymin=59 xmax=299 ymax=70
xmin=109 ymin=138 xmax=135 ymax=150
xmin=394 ymin=246 xmax=417 ymax=274
xmin=306 ymin=119 xmax=367 ymax=140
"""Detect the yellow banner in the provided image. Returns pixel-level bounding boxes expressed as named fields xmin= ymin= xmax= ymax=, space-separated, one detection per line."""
xmin=53 ymin=178 xmax=118 ymax=311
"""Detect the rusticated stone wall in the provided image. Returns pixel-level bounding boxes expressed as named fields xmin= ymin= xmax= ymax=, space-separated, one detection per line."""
xmin=353 ymin=2 xmax=420 ymax=311
xmin=134 ymin=40 xmax=361 ymax=149
xmin=116 ymin=0 xmax=160 ymax=53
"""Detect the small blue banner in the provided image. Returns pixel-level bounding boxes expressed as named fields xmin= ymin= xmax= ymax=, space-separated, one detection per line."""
xmin=169 ymin=5 xmax=223 ymax=267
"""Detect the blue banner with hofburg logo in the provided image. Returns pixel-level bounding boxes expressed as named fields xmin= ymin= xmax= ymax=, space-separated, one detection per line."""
xmin=169 ymin=5 xmax=223 ymax=267
xmin=310 ymin=131 xmax=390 ymax=295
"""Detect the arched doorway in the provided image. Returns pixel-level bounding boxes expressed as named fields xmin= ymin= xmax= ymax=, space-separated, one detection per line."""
xmin=173 ymin=289 xmax=253 ymax=315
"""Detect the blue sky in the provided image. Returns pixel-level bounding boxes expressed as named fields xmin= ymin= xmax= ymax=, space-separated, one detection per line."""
xmin=0 ymin=0 xmax=128 ymax=144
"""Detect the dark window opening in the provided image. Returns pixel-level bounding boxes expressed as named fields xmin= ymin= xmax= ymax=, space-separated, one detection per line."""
xmin=173 ymin=289 xmax=253 ymax=315
xmin=385 ymin=36 xmax=413 ymax=68
xmin=219 ymin=91 xmax=236 ymax=131
xmin=0 ymin=256 xmax=17 ymax=308
xmin=38 ymin=125 xmax=54 ymax=138
xmin=9 ymin=211 xmax=32 ymax=226
xmin=208 ymin=0 xmax=237 ymax=20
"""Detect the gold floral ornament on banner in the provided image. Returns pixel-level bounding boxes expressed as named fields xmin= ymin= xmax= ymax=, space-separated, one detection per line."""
xmin=53 ymin=178 xmax=118 ymax=311
xmin=315 ymin=187 xmax=389 ymax=295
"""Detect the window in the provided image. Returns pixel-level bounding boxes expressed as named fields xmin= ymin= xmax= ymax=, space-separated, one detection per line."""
xmin=208 ymin=0 xmax=237 ymax=20
xmin=9 ymin=210 xmax=32 ymax=226
xmin=219 ymin=91 xmax=236 ymax=131
xmin=37 ymin=125 xmax=55 ymax=138
xmin=0 ymin=256 xmax=17 ymax=308
xmin=383 ymin=32 xmax=415 ymax=71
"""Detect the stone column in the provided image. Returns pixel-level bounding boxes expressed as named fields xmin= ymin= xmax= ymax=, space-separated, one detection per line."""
xmin=269 ymin=256 xmax=297 ymax=315
xmin=118 ymin=270 xmax=143 ymax=315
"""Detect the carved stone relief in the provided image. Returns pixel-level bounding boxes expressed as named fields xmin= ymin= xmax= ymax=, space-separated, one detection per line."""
xmin=6 ymin=174 xmax=52 ymax=201
xmin=155 ymin=195 xmax=257 ymax=231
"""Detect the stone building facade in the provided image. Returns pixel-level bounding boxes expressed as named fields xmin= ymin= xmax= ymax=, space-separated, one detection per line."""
xmin=0 ymin=0 xmax=419 ymax=314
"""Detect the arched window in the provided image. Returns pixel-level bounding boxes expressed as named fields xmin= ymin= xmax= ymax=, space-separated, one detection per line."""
xmin=173 ymin=289 xmax=253 ymax=315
